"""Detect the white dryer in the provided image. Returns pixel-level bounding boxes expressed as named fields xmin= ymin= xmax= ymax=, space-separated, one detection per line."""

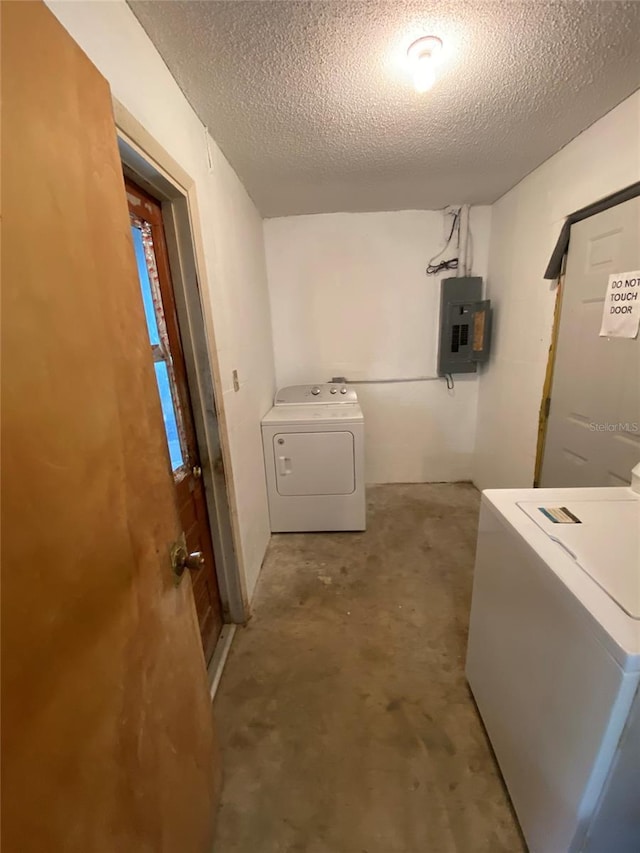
xmin=261 ymin=384 xmax=365 ymax=532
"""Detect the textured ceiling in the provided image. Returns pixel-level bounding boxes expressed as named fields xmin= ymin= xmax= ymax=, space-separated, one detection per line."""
xmin=128 ymin=1 xmax=640 ymax=217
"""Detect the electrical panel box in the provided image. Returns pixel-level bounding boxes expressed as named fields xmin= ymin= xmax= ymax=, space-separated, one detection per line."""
xmin=437 ymin=276 xmax=492 ymax=376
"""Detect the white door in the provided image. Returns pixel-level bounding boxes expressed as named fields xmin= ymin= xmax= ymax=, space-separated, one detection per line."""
xmin=274 ymin=431 xmax=355 ymax=496
xmin=540 ymin=197 xmax=640 ymax=487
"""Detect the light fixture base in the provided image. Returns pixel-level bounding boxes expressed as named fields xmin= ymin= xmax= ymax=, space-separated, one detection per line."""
xmin=407 ymin=35 xmax=443 ymax=64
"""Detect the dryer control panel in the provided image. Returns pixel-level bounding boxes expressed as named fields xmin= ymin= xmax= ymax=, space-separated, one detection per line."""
xmin=274 ymin=384 xmax=358 ymax=405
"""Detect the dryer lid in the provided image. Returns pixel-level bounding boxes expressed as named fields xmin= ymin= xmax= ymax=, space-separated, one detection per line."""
xmin=262 ymin=403 xmax=363 ymax=426
xmin=274 ymin=384 xmax=358 ymax=405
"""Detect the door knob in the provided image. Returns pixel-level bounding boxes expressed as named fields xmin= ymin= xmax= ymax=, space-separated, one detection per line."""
xmin=171 ymin=534 xmax=204 ymax=583
xmin=183 ymin=550 xmax=205 ymax=571
xmin=192 ymin=465 xmax=202 ymax=479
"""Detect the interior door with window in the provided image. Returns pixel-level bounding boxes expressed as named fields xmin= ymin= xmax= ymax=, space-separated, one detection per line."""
xmin=540 ymin=197 xmax=640 ymax=487
xmin=126 ymin=180 xmax=223 ymax=664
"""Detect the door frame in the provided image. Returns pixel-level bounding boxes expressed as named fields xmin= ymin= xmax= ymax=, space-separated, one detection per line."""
xmin=534 ymin=187 xmax=640 ymax=486
xmin=533 ymin=264 xmax=565 ymax=487
xmin=114 ymin=99 xmax=248 ymax=624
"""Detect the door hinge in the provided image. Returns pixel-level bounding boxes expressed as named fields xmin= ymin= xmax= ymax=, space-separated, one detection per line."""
xmin=544 ymin=396 xmax=551 ymax=419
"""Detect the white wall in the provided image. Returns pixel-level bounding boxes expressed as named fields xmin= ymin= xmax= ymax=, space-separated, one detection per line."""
xmin=46 ymin=0 xmax=276 ymax=602
xmin=264 ymin=208 xmax=492 ymax=483
xmin=474 ymin=92 xmax=640 ymax=490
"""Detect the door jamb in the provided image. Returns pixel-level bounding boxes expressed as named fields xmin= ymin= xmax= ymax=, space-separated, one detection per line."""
xmin=113 ymin=99 xmax=249 ymax=623
xmin=533 ymin=263 xmax=565 ymax=487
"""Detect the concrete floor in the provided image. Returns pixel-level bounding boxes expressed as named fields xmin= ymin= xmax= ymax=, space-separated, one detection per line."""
xmin=212 ymin=484 xmax=526 ymax=853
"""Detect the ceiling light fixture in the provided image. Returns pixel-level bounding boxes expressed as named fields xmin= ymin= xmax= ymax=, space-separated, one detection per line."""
xmin=407 ymin=36 xmax=443 ymax=93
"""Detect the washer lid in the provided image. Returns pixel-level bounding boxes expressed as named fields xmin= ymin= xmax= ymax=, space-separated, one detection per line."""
xmin=482 ymin=486 xmax=640 ymax=672
xmin=518 ymin=498 xmax=640 ymax=620
xmin=274 ymin=384 xmax=358 ymax=405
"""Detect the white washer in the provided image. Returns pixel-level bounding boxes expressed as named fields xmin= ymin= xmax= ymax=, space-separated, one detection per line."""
xmin=261 ymin=384 xmax=366 ymax=532
xmin=466 ymin=485 xmax=640 ymax=853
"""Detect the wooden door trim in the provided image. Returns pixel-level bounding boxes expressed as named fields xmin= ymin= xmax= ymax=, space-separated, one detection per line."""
xmin=113 ymin=100 xmax=249 ymax=623
xmin=533 ymin=268 xmax=565 ymax=487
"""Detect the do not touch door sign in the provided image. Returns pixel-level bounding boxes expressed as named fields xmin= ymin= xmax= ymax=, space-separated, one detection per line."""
xmin=599 ymin=270 xmax=640 ymax=339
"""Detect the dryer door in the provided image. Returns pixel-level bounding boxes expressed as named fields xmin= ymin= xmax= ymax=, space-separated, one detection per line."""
xmin=273 ymin=431 xmax=355 ymax=496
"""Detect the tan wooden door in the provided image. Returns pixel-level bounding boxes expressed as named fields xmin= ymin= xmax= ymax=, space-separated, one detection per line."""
xmin=1 ymin=3 xmax=220 ymax=851
xmin=126 ymin=180 xmax=224 ymax=663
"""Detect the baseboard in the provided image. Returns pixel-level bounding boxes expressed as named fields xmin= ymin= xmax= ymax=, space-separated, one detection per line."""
xmin=207 ymin=624 xmax=236 ymax=701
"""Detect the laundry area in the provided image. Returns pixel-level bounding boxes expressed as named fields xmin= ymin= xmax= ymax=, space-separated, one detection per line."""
xmin=213 ymin=483 xmax=526 ymax=853
xmin=2 ymin=2 xmax=640 ymax=853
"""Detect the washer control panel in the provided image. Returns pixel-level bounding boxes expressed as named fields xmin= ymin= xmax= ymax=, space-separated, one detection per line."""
xmin=274 ymin=384 xmax=358 ymax=405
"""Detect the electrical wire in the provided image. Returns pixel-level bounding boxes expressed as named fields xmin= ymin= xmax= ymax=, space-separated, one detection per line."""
xmin=330 ymin=376 xmax=453 ymax=386
xmin=458 ymin=204 xmax=475 ymax=276
xmin=340 ymin=376 xmax=441 ymax=384
xmin=427 ymin=258 xmax=458 ymax=275
xmin=426 ymin=208 xmax=461 ymax=275
xmin=339 ymin=207 xmax=466 ymax=392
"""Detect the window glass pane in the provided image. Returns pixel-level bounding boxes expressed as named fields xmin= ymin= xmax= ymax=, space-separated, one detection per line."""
xmin=130 ymin=214 xmax=189 ymax=476
xmin=154 ymin=361 xmax=185 ymax=472
xmin=131 ymin=225 xmax=160 ymax=346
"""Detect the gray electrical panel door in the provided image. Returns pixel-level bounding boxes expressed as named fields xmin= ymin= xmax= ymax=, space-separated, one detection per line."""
xmin=437 ymin=276 xmax=492 ymax=375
